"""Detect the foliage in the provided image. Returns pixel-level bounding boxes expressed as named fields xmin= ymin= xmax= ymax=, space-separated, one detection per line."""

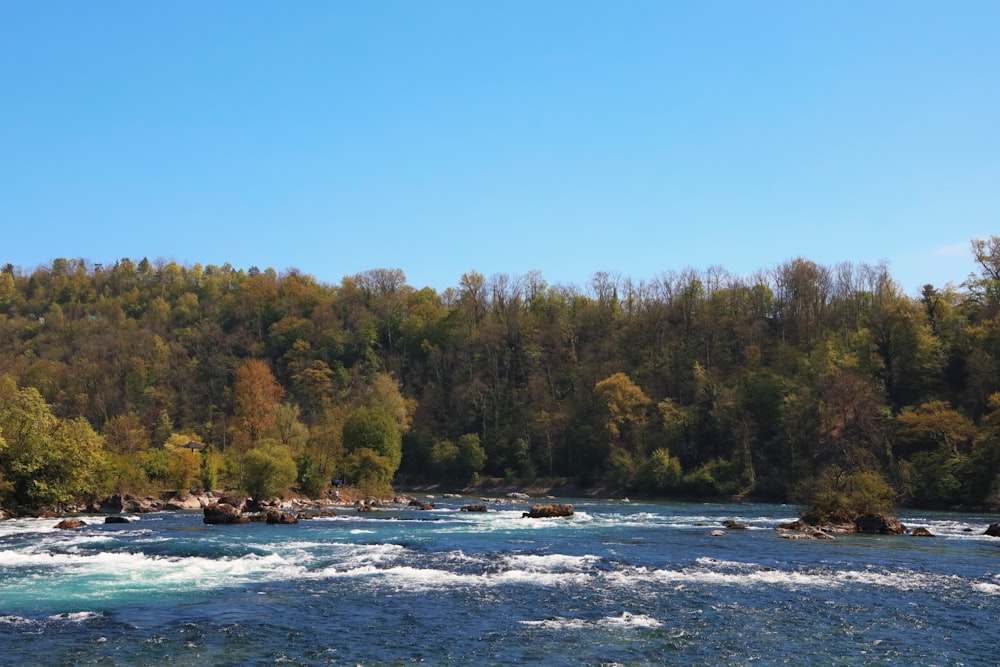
xmin=799 ymin=467 xmax=896 ymax=522
xmin=342 ymin=406 xmax=402 ymax=472
xmin=3 ymin=240 xmax=1000 ymax=508
xmin=641 ymin=448 xmax=683 ymax=493
xmin=0 ymin=376 xmax=108 ymax=506
xmin=344 ymin=447 xmax=394 ymax=497
xmin=242 ymin=441 xmax=298 ymax=501
xmin=430 ymin=433 xmax=486 ymax=484
xmin=166 ymin=448 xmax=202 ymax=493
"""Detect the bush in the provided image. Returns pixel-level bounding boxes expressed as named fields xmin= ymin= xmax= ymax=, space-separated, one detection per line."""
xmin=641 ymin=448 xmax=683 ymax=493
xmin=243 ymin=442 xmax=298 ymax=502
xmin=199 ymin=449 xmax=220 ymax=491
xmin=345 ymin=447 xmax=394 ymax=497
xmin=430 ymin=433 xmax=486 ymax=484
xmin=167 ymin=449 xmax=201 ymax=493
xmin=799 ymin=467 xmax=895 ymax=522
xmin=295 ymin=452 xmax=331 ymax=497
xmin=681 ymin=458 xmax=742 ymax=496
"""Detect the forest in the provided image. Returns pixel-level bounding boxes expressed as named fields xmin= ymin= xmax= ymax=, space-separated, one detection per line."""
xmin=3 ymin=237 xmax=1000 ymax=514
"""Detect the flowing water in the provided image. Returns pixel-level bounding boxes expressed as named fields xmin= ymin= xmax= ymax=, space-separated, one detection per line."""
xmin=0 ymin=497 xmax=997 ymax=666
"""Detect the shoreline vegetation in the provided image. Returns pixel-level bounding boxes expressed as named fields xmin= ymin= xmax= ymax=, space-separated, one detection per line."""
xmin=4 ymin=239 xmax=1000 ymax=526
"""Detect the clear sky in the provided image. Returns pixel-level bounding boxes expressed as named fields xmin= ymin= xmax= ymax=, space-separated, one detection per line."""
xmin=2 ymin=2 xmax=997 ymax=296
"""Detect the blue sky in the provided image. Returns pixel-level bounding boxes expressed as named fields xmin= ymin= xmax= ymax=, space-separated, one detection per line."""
xmin=2 ymin=2 xmax=997 ymax=296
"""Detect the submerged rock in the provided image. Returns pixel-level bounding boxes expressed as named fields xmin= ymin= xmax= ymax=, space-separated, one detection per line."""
xmin=522 ymin=503 xmax=574 ymax=519
xmin=722 ymin=520 xmax=747 ymax=530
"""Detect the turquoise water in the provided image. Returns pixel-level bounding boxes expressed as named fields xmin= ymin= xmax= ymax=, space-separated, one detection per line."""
xmin=0 ymin=498 xmax=998 ymax=666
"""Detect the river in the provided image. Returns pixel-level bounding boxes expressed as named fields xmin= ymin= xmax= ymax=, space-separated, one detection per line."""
xmin=0 ymin=497 xmax=997 ymax=666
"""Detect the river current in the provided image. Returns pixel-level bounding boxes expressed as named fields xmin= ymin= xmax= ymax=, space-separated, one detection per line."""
xmin=0 ymin=497 xmax=997 ymax=666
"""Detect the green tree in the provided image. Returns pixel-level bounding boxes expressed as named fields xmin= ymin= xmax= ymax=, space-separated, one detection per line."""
xmin=243 ymin=441 xmax=298 ymax=502
xmin=799 ymin=467 xmax=896 ymax=523
xmin=342 ymin=406 xmax=403 ymax=472
xmin=344 ymin=447 xmax=394 ymax=497
xmin=641 ymin=448 xmax=683 ymax=493
xmin=0 ymin=376 xmax=108 ymax=506
xmin=430 ymin=433 xmax=486 ymax=483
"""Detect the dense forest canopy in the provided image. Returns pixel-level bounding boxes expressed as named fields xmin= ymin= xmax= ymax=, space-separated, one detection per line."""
xmin=3 ymin=238 xmax=1000 ymax=511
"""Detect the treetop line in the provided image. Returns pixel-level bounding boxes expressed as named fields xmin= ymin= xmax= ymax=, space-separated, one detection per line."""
xmin=1 ymin=238 xmax=1000 ymax=513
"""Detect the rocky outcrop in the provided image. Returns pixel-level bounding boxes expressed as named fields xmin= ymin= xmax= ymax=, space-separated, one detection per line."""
xmin=164 ymin=492 xmax=210 ymax=511
xmin=779 ymin=528 xmax=835 ymax=540
xmin=203 ymin=503 xmax=249 ymax=525
xmin=781 ymin=512 xmax=905 ymax=537
xmin=523 ymin=503 xmax=574 ymax=519
xmin=55 ymin=519 xmax=85 ymax=529
xmin=99 ymin=494 xmax=163 ymax=514
xmin=265 ymin=510 xmax=299 ymax=525
xmin=855 ymin=514 xmax=906 ymax=535
xmin=461 ymin=504 xmax=488 ymax=512
xmin=409 ymin=500 xmax=436 ymax=510
xmin=984 ymin=523 xmax=1000 ymax=537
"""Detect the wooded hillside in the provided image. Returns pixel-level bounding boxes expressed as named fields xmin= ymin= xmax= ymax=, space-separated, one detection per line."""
xmin=3 ymin=239 xmax=1000 ymax=509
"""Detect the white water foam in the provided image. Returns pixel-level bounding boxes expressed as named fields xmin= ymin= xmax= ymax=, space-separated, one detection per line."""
xmin=0 ymin=546 xmax=304 ymax=597
xmin=521 ymin=612 xmax=663 ymax=631
xmin=505 ymin=553 xmax=601 ymax=572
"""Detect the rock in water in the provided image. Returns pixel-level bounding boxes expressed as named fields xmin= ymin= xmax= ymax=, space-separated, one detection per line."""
xmin=984 ymin=523 xmax=1000 ymax=537
xmin=265 ymin=510 xmax=299 ymax=525
xmin=523 ymin=503 xmax=574 ymax=518
xmin=461 ymin=504 xmax=488 ymax=512
xmin=911 ymin=527 xmax=935 ymax=537
xmin=855 ymin=514 xmax=906 ymax=535
xmin=408 ymin=500 xmax=436 ymax=510
xmin=203 ymin=503 xmax=249 ymax=525
xmin=55 ymin=519 xmax=85 ymax=529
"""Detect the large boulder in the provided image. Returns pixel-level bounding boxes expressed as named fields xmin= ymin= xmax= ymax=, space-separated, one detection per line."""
xmin=855 ymin=514 xmax=906 ymax=535
xmin=165 ymin=493 xmax=205 ymax=511
xmin=102 ymin=494 xmax=162 ymax=514
xmin=265 ymin=510 xmax=299 ymax=525
xmin=523 ymin=503 xmax=574 ymax=519
xmin=461 ymin=504 xmax=488 ymax=512
xmin=984 ymin=523 xmax=1000 ymax=537
xmin=203 ymin=503 xmax=249 ymax=525
xmin=409 ymin=500 xmax=436 ymax=510
xmin=54 ymin=519 xmax=85 ymax=530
